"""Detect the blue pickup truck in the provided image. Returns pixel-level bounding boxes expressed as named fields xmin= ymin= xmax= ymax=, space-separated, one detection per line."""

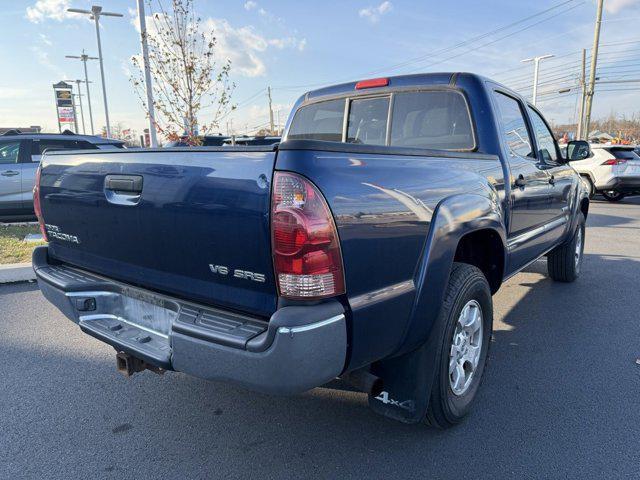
xmin=33 ymin=73 xmax=590 ymax=427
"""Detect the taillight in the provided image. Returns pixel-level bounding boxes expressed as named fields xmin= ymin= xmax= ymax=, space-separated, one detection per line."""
xmin=33 ymin=166 xmax=48 ymax=242
xmin=271 ymin=172 xmax=345 ymax=299
xmin=602 ymin=159 xmax=626 ymax=165
xmin=355 ymin=77 xmax=389 ymax=89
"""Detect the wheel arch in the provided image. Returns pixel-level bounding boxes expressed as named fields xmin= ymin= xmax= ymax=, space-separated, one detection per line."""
xmin=453 ymin=228 xmax=505 ymax=294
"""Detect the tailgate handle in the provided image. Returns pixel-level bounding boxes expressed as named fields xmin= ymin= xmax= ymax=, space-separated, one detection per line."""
xmin=105 ymin=175 xmax=143 ymax=195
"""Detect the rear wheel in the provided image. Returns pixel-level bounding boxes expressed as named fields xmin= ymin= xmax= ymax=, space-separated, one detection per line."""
xmin=602 ymin=190 xmax=625 ymax=202
xmin=425 ymin=263 xmax=493 ymax=429
xmin=547 ymin=214 xmax=585 ymax=282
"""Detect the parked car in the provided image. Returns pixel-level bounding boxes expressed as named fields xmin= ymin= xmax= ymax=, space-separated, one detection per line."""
xmin=222 ymin=135 xmax=281 ymax=146
xmin=33 ymin=73 xmax=589 ymax=427
xmin=569 ymin=144 xmax=640 ymax=201
xmin=163 ymin=135 xmax=229 ymax=147
xmin=0 ymin=131 xmax=124 ymax=219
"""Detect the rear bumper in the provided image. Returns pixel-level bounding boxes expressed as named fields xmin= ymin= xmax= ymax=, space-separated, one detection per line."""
xmin=597 ymin=176 xmax=640 ymax=192
xmin=33 ymin=246 xmax=347 ymax=395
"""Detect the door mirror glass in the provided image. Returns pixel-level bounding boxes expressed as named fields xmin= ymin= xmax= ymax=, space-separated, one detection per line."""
xmin=566 ymin=140 xmax=590 ymax=161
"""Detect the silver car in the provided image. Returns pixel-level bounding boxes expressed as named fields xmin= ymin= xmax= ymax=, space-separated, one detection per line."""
xmin=0 ymin=132 xmax=124 ymax=219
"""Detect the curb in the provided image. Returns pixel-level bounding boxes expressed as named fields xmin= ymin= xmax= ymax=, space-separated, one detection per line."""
xmin=0 ymin=263 xmax=36 ymax=284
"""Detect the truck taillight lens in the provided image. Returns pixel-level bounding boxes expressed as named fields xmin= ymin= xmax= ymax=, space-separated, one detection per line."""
xmin=33 ymin=166 xmax=48 ymax=242
xmin=602 ymin=159 xmax=626 ymax=165
xmin=271 ymin=172 xmax=345 ymax=299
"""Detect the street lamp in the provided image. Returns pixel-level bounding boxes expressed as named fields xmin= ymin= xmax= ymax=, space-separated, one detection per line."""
xmin=521 ymin=54 xmax=555 ymax=106
xmin=64 ymin=79 xmax=92 ymax=134
xmin=65 ymin=50 xmax=98 ymax=135
xmin=136 ymin=0 xmax=158 ymax=147
xmin=67 ymin=5 xmax=123 ymax=138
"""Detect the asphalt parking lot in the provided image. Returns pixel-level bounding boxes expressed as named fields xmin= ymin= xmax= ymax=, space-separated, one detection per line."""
xmin=1 ymin=197 xmax=639 ymax=480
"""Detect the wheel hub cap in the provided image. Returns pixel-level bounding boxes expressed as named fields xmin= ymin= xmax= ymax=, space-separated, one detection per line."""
xmin=449 ymin=300 xmax=483 ymax=396
xmin=575 ymin=228 xmax=582 ymax=272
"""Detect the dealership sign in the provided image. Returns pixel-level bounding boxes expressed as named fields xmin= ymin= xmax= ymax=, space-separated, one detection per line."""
xmin=53 ymin=81 xmax=75 ymax=128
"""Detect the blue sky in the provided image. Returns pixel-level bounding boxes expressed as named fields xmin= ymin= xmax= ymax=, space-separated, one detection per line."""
xmin=1 ymin=0 xmax=639 ymax=138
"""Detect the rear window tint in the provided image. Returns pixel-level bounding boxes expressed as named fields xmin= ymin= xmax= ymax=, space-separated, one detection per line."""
xmin=347 ymin=97 xmax=389 ymax=146
xmin=288 ymin=99 xmax=344 ymax=142
xmin=390 ymin=91 xmax=474 ymax=150
xmin=607 ymin=148 xmax=639 ymax=160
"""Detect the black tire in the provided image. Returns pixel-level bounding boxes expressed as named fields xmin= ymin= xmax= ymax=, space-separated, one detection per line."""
xmin=547 ymin=214 xmax=585 ymax=282
xmin=601 ymin=190 xmax=625 ymax=202
xmin=580 ymin=175 xmax=595 ymax=200
xmin=425 ymin=263 xmax=493 ymax=429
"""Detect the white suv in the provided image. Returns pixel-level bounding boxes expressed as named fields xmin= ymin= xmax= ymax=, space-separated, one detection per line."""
xmin=569 ymin=144 xmax=640 ymax=202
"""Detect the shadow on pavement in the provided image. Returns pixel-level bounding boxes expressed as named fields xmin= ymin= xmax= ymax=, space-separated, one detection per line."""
xmin=1 ymin=251 xmax=639 ymax=478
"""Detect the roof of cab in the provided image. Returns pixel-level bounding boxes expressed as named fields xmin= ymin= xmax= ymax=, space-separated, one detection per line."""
xmin=305 ymin=72 xmax=490 ymax=100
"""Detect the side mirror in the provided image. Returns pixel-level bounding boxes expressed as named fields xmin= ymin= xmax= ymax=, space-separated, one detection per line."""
xmin=566 ymin=140 xmax=590 ymax=161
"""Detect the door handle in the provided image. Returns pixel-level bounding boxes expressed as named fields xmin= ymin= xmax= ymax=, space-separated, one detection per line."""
xmin=548 ymin=175 xmax=556 ymax=185
xmin=514 ymin=174 xmax=526 ymax=188
xmin=1 ymin=170 xmax=19 ymax=177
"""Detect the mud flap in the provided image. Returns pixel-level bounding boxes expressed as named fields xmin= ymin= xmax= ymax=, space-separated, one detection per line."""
xmin=367 ymin=300 xmax=449 ymax=424
xmin=367 ymin=327 xmax=442 ymax=424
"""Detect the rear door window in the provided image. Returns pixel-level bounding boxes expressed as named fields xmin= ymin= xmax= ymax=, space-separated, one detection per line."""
xmin=347 ymin=97 xmax=389 ymax=146
xmin=287 ymin=99 xmax=344 ymax=142
xmin=390 ymin=91 xmax=474 ymax=150
xmin=0 ymin=141 xmax=20 ymax=164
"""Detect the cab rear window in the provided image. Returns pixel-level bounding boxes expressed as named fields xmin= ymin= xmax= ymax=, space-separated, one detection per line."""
xmin=287 ymin=90 xmax=474 ymax=151
xmin=390 ymin=91 xmax=474 ymax=150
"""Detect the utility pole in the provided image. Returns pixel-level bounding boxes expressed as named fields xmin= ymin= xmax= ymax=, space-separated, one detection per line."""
xmin=65 ymin=51 xmax=98 ymax=135
xmin=268 ymin=86 xmax=275 ymax=134
xmin=583 ymin=0 xmax=604 ymax=140
xmin=68 ymin=5 xmax=123 ymax=138
xmin=521 ymin=54 xmax=554 ymax=106
xmin=136 ymin=0 xmax=158 ymax=147
xmin=577 ymin=49 xmax=587 ymax=140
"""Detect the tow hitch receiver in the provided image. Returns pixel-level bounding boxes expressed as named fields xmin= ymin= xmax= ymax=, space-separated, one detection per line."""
xmin=116 ymin=352 xmax=164 ymax=377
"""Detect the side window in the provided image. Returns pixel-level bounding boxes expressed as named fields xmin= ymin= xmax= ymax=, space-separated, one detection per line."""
xmin=527 ymin=107 xmax=558 ymax=163
xmin=0 ymin=141 xmax=21 ymax=164
xmin=73 ymin=140 xmax=99 ymax=150
xmin=288 ymin=99 xmax=344 ymax=142
xmin=31 ymin=140 xmax=66 ymax=156
xmin=493 ymin=92 xmax=533 ymax=158
xmin=390 ymin=91 xmax=474 ymax=150
xmin=347 ymin=97 xmax=389 ymax=146
xmin=31 ymin=139 xmax=97 ymax=160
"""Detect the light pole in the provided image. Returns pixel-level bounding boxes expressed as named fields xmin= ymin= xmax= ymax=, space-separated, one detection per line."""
xmin=64 ymin=79 xmax=91 ymax=134
xmin=67 ymin=5 xmax=123 ymax=138
xmin=136 ymin=0 xmax=158 ymax=147
xmin=521 ymin=54 xmax=554 ymax=106
xmin=65 ymin=50 xmax=99 ymax=135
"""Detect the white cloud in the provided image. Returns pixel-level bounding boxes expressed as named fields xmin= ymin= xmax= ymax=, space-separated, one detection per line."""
xmin=29 ymin=46 xmax=66 ymax=78
xmin=359 ymin=1 xmax=393 ymax=23
xmin=244 ymin=1 xmax=258 ymax=10
xmin=268 ymin=36 xmax=307 ymax=52
xmin=26 ymin=0 xmax=74 ymax=23
xmin=604 ymin=0 xmax=640 ymax=13
xmin=203 ymin=18 xmax=305 ymax=77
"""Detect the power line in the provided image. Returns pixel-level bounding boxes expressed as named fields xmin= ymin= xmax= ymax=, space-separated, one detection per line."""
xmin=273 ymin=0 xmax=585 ymax=90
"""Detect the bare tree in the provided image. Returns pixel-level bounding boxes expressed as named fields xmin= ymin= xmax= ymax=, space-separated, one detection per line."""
xmin=130 ymin=0 xmax=235 ymax=144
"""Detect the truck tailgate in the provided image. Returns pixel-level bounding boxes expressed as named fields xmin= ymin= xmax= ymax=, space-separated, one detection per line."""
xmin=39 ymin=147 xmax=277 ymax=318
